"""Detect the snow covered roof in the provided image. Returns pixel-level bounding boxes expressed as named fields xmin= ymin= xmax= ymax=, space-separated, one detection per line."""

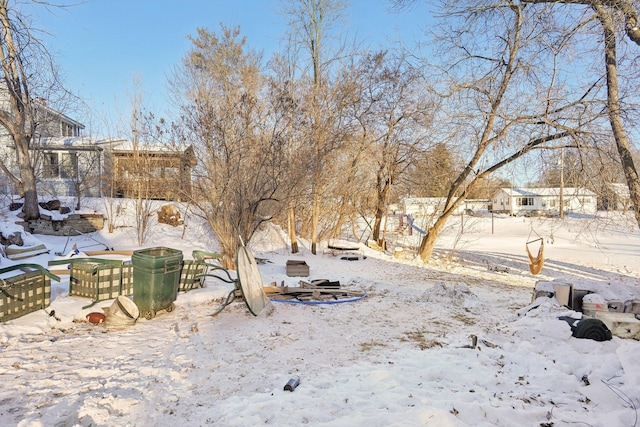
xmin=499 ymin=187 xmax=597 ymax=197
xmin=37 ymin=137 xmax=188 ymax=154
xmin=402 ymin=197 xmax=446 ymax=205
xmin=38 ymin=136 xmax=126 ymax=148
xmin=110 ymin=140 xmax=188 ymax=153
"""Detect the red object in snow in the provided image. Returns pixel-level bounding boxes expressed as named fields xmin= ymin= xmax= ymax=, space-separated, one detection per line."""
xmin=86 ymin=312 xmax=106 ymax=324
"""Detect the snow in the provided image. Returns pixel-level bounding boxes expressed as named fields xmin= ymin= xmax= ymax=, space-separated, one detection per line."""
xmin=1 ymin=199 xmax=640 ymax=427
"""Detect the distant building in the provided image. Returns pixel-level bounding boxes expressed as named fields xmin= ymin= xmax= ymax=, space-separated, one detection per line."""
xmin=33 ymin=138 xmax=197 ymax=201
xmin=109 ymin=141 xmax=197 ymax=201
xmin=490 ymin=187 xmax=597 ymax=216
xmin=0 ymin=97 xmax=87 ymax=197
xmin=0 ymin=98 xmax=196 ymax=201
xmin=401 ymin=197 xmax=489 ymax=217
xmin=33 ymin=136 xmax=114 ymax=199
xmin=33 ymin=100 xmax=85 ymax=138
xmin=402 ymin=197 xmax=451 ymax=217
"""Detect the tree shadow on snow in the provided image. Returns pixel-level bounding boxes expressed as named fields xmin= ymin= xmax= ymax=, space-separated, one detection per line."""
xmin=436 ymin=248 xmax=636 ymax=285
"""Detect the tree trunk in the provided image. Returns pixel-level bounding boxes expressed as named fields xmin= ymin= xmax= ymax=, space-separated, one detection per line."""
xmin=216 ymin=233 xmax=238 ymax=271
xmin=0 ymin=3 xmax=41 ymax=221
xmin=16 ymin=137 xmax=40 ymax=220
xmin=372 ymin=177 xmax=390 ymax=243
xmin=288 ymin=206 xmax=299 ymax=253
xmin=372 ymin=215 xmax=382 ymax=243
xmin=331 ymin=193 xmax=352 ymax=241
xmin=311 ymin=195 xmax=319 ymax=254
xmin=594 ymin=3 xmax=640 ymax=229
xmin=418 ymin=213 xmax=449 ymax=262
xmin=216 ymin=248 xmax=236 ymax=271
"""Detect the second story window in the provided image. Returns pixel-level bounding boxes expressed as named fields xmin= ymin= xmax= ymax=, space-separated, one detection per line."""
xmin=62 ymin=123 xmax=76 ymax=137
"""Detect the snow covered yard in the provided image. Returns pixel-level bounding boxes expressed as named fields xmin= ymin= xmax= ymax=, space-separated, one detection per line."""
xmin=1 ymin=201 xmax=640 ymax=427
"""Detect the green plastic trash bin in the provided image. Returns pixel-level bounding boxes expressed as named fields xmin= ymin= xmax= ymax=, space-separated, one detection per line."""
xmin=131 ymin=247 xmax=183 ymax=319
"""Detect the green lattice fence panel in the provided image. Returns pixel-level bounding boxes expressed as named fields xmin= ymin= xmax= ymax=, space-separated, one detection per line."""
xmin=0 ymin=271 xmax=51 ymax=322
xmin=179 ymin=260 xmax=206 ymax=292
xmin=120 ymin=263 xmax=133 ymax=296
xmin=70 ymin=262 xmax=133 ymax=304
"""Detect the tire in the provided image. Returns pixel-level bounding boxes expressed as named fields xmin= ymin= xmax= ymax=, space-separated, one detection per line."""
xmin=143 ymin=309 xmax=156 ymax=320
xmin=166 ymin=303 xmax=175 ymax=313
xmin=571 ymin=318 xmax=612 ymax=341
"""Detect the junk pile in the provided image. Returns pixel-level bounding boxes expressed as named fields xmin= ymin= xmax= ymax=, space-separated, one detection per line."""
xmin=266 ymin=279 xmax=366 ymax=304
xmin=533 ymin=281 xmax=640 ymax=341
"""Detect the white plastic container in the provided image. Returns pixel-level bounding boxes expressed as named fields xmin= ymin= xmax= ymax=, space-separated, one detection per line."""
xmin=582 ymin=293 xmax=607 ymax=316
xmin=104 ymin=295 xmax=140 ymax=329
xmin=594 ymin=312 xmax=640 ymax=339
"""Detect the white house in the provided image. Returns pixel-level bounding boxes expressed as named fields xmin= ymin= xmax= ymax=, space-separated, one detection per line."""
xmin=33 ymin=136 xmax=124 ymax=199
xmin=490 ymin=187 xmax=598 ymax=216
xmin=2 ymin=135 xmax=197 ymax=201
xmin=401 ymin=197 xmax=489 ymax=217
xmin=33 ymin=101 xmax=85 ymax=139
xmin=401 ymin=197 xmax=451 ymax=217
xmin=1 ymin=92 xmax=196 ymax=201
xmin=0 ymin=94 xmax=87 ymax=197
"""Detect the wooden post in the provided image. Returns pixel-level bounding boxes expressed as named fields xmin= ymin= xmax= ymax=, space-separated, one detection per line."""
xmin=288 ymin=206 xmax=298 ymax=254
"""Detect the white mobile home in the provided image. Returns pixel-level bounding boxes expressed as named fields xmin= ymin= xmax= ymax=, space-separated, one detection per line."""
xmin=490 ymin=187 xmax=597 ymax=216
xmin=401 ymin=197 xmax=489 ymax=217
xmin=402 ymin=197 xmax=451 ymax=217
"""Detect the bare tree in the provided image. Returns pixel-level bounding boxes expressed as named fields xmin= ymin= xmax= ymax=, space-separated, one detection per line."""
xmin=350 ymin=51 xmax=435 ymax=245
xmin=0 ymin=1 xmax=68 ymax=220
xmin=65 ymin=146 xmax=103 ymax=211
xmin=430 ymin=0 xmax=640 ymax=230
xmin=127 ymin=86 xmax=154 ymax=246
xmin=280 ymin=0 xmax=350 ymax=254
xmin=173 ymin=25 xmax=289 ymax=268
xmin=393 ymin=1 xmax=601 ymax=262
xmin=267 ymin=47 xmax=309 ymax=254
xmin=516 ymin=1 xmax=640 ymax=226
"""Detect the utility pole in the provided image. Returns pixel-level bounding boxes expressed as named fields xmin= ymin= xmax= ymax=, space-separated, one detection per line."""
xmin=560 ymin=148 xmax=565 ymax=219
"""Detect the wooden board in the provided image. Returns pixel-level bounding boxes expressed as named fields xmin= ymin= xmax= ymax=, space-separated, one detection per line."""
xmin=264 ymin=286 xmax=365 ymax=297
xmin=46 ymin=269 xmax=71 ymax=276
xmin=5 ymin=244 xmax=49 ymax=260
xmin=84 ymin=250 xmax=134 ymax=256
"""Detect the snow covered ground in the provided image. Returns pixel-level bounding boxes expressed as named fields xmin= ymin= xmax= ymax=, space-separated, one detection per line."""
xmin=1 ymin=199 xmax=639 ymax=427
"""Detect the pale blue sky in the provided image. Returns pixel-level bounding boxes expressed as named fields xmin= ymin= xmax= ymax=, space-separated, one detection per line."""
xmin=32 ymin=0 xmax=432 ymax=136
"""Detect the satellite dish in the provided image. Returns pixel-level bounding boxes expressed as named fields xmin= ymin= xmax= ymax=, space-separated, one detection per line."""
xmin=235 ymin=246 xmax=270 ymax=316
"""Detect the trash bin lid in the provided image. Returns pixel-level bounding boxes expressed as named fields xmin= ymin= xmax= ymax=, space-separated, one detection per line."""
xmin=236 ymin=246 xmax=270 ymax=316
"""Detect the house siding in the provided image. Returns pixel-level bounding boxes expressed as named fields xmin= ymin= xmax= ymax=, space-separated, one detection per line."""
xmin=0 ymin=93 xmax=88 ymax=198
xmin=490 ymin=188 xmax=597 ymax=215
